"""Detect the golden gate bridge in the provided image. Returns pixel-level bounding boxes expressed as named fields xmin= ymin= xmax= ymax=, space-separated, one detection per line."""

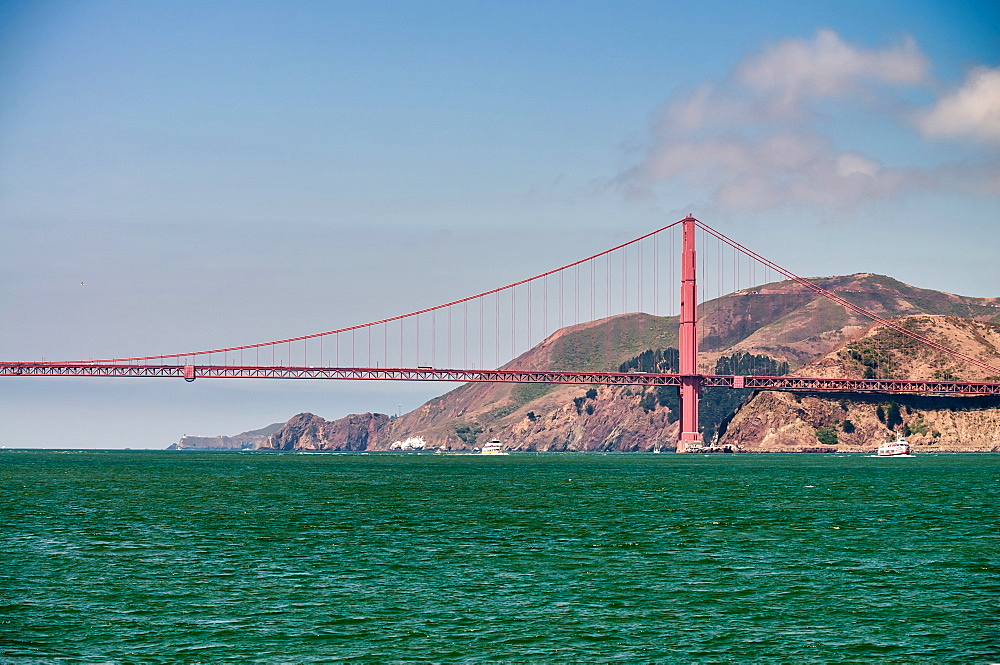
xmin=4 ymin=217 xmax=999 ymax=452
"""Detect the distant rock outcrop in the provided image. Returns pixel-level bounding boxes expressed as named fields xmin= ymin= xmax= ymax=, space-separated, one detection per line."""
xmin=262 ymin=412 xmax=391 ymax=451
xmin=167 ymin=422 xmax=283 ymax=450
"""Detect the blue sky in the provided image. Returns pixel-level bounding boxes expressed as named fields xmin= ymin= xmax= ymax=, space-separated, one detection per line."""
xmin=1 ymin=0 xmax=998 ymax=448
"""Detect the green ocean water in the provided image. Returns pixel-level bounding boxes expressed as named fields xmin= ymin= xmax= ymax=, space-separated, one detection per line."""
xmin=1 ymin=451 xmax=997 ymax=663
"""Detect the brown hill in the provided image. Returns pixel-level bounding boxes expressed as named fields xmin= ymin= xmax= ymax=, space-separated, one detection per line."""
xmin=253 ymin=274 xmax=1000 ymax=452
xmin=720 ymin=315 xmax=1000 ymax=453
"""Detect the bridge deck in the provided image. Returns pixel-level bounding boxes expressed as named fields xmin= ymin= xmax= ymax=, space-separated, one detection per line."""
xmin=3 ymin=362 xmax=999 ymax=396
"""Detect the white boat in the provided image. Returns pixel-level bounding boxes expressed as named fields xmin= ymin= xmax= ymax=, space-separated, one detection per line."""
xmin=481 ymin=439 xmax=508 ymax=455
xmin=877 ymin=437 xmax=911 ymax=456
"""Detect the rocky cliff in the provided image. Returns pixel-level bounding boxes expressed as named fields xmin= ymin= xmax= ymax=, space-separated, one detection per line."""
xmin=262 ymin=412 xmax=391 ymax=451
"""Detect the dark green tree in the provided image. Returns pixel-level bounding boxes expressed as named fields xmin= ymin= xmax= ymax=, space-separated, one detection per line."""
xmin=618 ymin=348 xmax=680 ymax=373
xmin=655 ymin=385 xmax=679 ymax=423
xmin=455 ymin=423 xmax=483 ymax=445
xmin=816 ymin=426 xmax=839 ymax=446
xmin=887 ymin=402 xmax=903 ymax=429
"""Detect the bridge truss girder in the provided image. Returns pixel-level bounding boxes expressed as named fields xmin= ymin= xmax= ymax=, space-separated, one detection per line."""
xmin=2 ymin=363 xmax=999 ymax=396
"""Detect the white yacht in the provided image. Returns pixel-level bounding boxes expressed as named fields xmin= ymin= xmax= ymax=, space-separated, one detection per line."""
xmin=480 ymin=439 xmax=508 ymax=455
xmin=877 ymin=437 xmax=911 ymax=456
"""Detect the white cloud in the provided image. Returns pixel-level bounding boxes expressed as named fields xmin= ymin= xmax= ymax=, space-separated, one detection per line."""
xmin=919 ymin=66 xmax=1000 ymax=144
xmin=632 ymin=130 xmax=922 ymax=212
xmin=737 ymin=30 xmax=928 ymax=113
xmin=622 ymin=30 xmax=997 ymax=212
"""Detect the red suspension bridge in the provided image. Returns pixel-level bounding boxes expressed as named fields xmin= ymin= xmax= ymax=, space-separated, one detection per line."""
xmin=4 ymin=217 xmax=999 ymax=451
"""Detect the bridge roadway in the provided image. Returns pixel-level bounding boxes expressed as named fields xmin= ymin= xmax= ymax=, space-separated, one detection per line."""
xmin=3 ymin=362 xmax=1000 ymax=396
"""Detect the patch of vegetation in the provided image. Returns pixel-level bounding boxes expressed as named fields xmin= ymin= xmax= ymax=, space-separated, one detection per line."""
xmin=841 ymin=419 xmax=855 ymax=434
xmin=886 ymin=402 xmax=903 ymax=430
xmin=614 ymin=350 xmax=791 ymax=440
xmin=614 ymin=349 xmax=799 ymax=442
xmin=908 ymin=414 xmax=929 ymax=436
xmin=816 ymin=426 xmax=839 ymax=446
xmin=700 ymin=387 xmax=754 ymax=442
xmin=571 ymin=387 xmax=600 ymax=414
xmin=715 ymin=351 xmax=789 ymax=376
xmin=846 ymin=323 xmax=924 ymax=379
xmin=585 ymin=403 xmax=595 ymax=416
xmin=655 ymin=386 xmax=679 ymax=423
xmin=547 ymin=315 xmax=677 ymax=372
xmin=488 ymin=404 xmax=517 ymax=420
xmin=454 ymin=423 xmax=483 ymax=445
xmin=526 ymin=411 xmax=537 ymax=422
xmin=618 ymin=348 xmax=679 ymax=373
xmin=513 ymin=382 xmax=557 ymax=406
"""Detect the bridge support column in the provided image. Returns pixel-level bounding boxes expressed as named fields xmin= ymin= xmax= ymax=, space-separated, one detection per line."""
xmin=677 ymin=216 xmax=701 ymax=452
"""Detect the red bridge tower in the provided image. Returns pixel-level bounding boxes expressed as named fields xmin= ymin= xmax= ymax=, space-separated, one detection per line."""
xmin=677 ymin=216 xmax=701 ymax=452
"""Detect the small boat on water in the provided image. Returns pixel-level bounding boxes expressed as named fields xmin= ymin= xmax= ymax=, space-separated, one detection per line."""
xmin=480 ymin=439 xmax=508 ymax=455
xmin=877 ymin=437 xmax=911 ymax=456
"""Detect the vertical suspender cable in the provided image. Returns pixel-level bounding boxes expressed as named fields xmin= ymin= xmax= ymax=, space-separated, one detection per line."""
xmin=527 ymin=281 xmax=532 ymax=352
xmin=670 ymin=231 xmax=675 ymax=316
xmin=544 ymin=272 xmax=551 ymax=332
xmin=638 ymin=240 xmax=643 ymax=314
xmin=575 ymin=264 xmax=579 ymax=324
xmin=622 ymin=248 xmax=627 ymax=313
xmin=587 ymin=259 xmax=597 ymax=321
xmin=606 ymin=253 xmax=611 ymax=318
xmin=653 ymin=232 xmax=658 ymax=316
xmin=512 ymin=285 xmax=517 ymax=360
